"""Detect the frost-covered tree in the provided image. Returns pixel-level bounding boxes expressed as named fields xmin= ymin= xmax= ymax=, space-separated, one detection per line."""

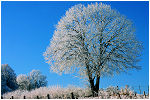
xmin=1 ymin=64 xmax=18 ymax=94
xmin=28 ymin=70 xmax=48 ymax=89
xmin=17 ymin=74 xmax=29 ymax=90
xmin=17 ymin=70 xmax=47 ymax=91
xmin=44 ymin=3 xmax=143 ymax=96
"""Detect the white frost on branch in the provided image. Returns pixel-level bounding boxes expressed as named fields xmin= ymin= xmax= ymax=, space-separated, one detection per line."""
xmin=17 ymin=70 xmax=47 ymax=91
xmin=44 ymin=3 xmax=142 ymax=79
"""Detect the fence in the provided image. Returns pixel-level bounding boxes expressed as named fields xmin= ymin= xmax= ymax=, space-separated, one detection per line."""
xmin=1 ymin=85 xmax=149 ymax=99
xmin=1 ymin=94 xmax=50 ymax=99
xmin=1 ymin=91 xmax=149 ymax=99
xmin=1 ymin=93 xmax=75 ymax=99
xmin=130 ymin=85 xmax=149 ymax=95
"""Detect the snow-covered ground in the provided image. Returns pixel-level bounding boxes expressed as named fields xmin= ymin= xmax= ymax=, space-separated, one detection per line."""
xmin=2 ymin=85 xmax=149 ymax=99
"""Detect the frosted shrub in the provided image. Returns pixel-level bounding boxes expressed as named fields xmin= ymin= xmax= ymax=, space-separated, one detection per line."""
xmin=2 ymin=85 xmax=149 ymax=99
xmin=97 ymin=86 xmax=148 ymax=99
xmin=119 ymin=86 xmax=134 ymax=96
xmin=3 ymin=90 xmax=23 ymax=99
xmin=2 ymin=85 xmax=89 ymax=99
xmin=106 ymin=86 xmax=119 ymax=95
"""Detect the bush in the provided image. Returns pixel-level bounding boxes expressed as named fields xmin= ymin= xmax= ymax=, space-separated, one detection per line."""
xmin=2 ymin=85 xmax=149 ymax=99
xmin=2 ymin=85 xmax=90 ymax=99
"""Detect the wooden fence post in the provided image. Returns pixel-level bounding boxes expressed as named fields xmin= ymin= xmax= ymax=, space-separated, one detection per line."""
xmin=135 ymin=92 xmax=137 ymax=97
xmin=24 ymin=96 xmax=26 ymax=99
xmin=143 ymin=91 xmax=146 ymax=98
xmin=129 ymin=96 xmax=132 ymax=99
xmin=117 ymin=93 xmax=121 ymax=99
xmin=11 ymin=96 xmax=14 ymax=99
xmin=37 ymin=96 xmax=39 ymax=99
xmin=47 ymin=94 xmax=50 ymax=99
xmin=71 ymin=92 xmax=75 ymax=99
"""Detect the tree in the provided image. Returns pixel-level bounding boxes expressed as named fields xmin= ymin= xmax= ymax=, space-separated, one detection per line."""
xmin=17 ymin=74 xmax=29 ymax=90
xmin=1 ymin=64 xmax=18 ymax=94
xmin=28 ymin=70 xmax=48 ymax=89
xmin=44 ymin=3 xmax=143 ymax=96
xmin=17 ymin=70 xmax=47 ymax=91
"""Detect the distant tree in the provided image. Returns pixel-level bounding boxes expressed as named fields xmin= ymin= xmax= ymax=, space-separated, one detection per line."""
xmin=28 ymin=70 xmax=48 ymax=89
xmin=17 ymin=70 xmax=47 ymax=91
xmin=44 ymin=3 xmax=143 ymax=96
xmin=1 ymin=64 xmax=18 ymax=94
xmin=17 ymin=74 xmax=29 ymax=90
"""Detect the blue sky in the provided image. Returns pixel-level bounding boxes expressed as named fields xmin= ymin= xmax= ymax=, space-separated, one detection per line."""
xmin=1 ymin=1 xmax=149 ymax=93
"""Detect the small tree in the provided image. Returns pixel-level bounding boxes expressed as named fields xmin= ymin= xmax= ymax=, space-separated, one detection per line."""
xmin=17 ymin=70 xmax=47 ymax=91
xmin=28 ymin=70 xmax=48 ymax=89
xmin=17 ymin=74 xmax=29 ymax=90
xmin=44 ymin=3 xmax=142 ymax=96
xmin=1 ymin=64 xmax=18 ymax=94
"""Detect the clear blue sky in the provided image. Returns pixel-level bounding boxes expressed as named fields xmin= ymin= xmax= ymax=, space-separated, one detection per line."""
xmin=1 ymin=1 xmax=149 ymax=93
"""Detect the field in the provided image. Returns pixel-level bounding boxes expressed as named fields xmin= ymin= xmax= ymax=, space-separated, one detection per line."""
xmin=2 ymin=85 xmax=149 ymax=99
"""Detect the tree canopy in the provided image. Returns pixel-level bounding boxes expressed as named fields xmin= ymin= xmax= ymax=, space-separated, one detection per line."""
xmin=17 ymin=70 xmax=47 ymax=91
xmin=44 ymin=3 xmax=143 ymax=96
xmin=1 ymin=64 xmax=18 ymax=94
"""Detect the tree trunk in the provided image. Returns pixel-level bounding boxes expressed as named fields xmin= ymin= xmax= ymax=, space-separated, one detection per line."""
xmin=85 ymin=63 xmax=95 ymax=97
xmin=94 ymin=76 xmax=100 ymax=96
xmin=89 ymin=76 xmax=100 ymax=97
xmin=85 ymin=61 xmax=100 ymax=97
xmin=89 ymin=78 xmax=95 ymax=97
